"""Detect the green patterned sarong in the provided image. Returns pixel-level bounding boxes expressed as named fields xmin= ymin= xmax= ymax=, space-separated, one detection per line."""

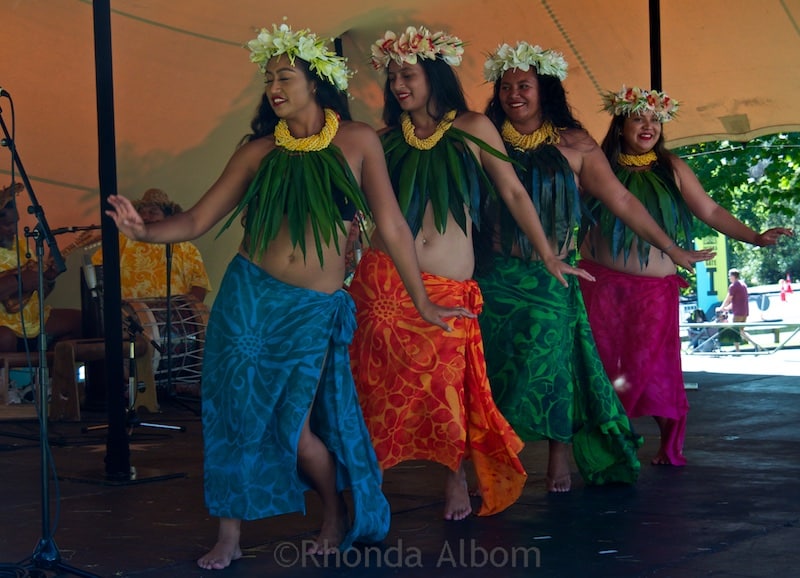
xmin=476 ymin=255 xmax=642 ymax=485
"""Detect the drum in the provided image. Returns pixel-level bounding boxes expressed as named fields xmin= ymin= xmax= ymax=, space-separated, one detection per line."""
xmin=122 ymin=295 xmax=209 ymax=389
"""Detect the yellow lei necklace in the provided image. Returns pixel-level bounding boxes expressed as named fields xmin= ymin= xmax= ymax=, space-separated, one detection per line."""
xmin=274 ymin=108 xmax=339 ymax=152
xmin=618 ymin=150 xmax=657 ymax=167
xmin=401 ymin=110 xmax=457 ymax=150
xmin=501 ymin=120 xmax=561 ymax=151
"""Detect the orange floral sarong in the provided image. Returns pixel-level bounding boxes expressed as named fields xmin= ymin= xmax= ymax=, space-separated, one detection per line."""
xmin=349 ymin=249 xmax=526 ymax=516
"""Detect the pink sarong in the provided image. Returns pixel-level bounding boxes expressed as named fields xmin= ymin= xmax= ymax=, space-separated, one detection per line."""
xmin=579 ymin=260 xmax=689 ymax=466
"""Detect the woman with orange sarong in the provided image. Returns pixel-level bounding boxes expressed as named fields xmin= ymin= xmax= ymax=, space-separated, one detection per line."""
xmin=349 ymin=26 xmax=591 ymax=520
xmin=350 ymin=249 xmax=524 ymax=517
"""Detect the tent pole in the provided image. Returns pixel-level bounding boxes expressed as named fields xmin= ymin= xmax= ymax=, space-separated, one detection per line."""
xmin=92 ymin=0 xmax=129 ymax=480
xmin=649 ymin=0 xmax=663 ymax=91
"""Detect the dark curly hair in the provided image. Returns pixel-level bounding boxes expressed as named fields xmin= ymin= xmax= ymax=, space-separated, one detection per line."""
xmin=484 ymin=69 xmax=583 ymax=131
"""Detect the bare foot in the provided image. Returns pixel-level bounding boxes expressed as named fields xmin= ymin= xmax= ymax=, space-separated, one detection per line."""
xmin=651 ymin=450 xmax=673 ymax=465
xmin=307 ymin=495 xmax=349 ymax=555
xmin=545 ymin=474 xmax=572 ymax=492
xmin=652 ymin=416 xmax=684 ymax=466
xmin=198 ymin=518 xmax=242 ymax=570
xmin=546 ymin=440 xmax=572 ymax=493
xmin=444 ymin=466 xmax=472 ymax=520
xmin=197 ymin=540 xmax=242 ymax=570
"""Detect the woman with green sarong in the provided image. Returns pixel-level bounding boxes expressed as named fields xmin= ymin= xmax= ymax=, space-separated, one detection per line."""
xmin=105 ymin=23 xmax=468 ymax=571
xmin=476 ymin=42 xmax=711 ymax=492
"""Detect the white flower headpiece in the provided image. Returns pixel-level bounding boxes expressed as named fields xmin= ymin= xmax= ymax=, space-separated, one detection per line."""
xmin=601 ymin=85 xmax=679 ymax=123
xmin=483 ymin=41 xmax=568 ymax=83
xmin=247 ymin=22 xmax=352 ymax=92
xmin=370 ymin=26 xmax=465 ymax=70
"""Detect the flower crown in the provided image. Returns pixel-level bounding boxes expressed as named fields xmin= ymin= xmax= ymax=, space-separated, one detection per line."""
xmin=483 ymin=42 xmax=568 ymax=82
xmin=247 ymin=23 xmax=352 ymax=92
xmin=370 ymin=26 xmax=465 ymax=70
xmin=601 ymin=85 xmax=679 ymax=122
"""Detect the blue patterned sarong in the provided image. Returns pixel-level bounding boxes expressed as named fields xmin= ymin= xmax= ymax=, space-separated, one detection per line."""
xmin=202 ymin=254 xmax=389 ymax=548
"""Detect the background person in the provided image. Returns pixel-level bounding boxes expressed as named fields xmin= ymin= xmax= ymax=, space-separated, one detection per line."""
xmin=686 ymin=309 xmax=717 ymax=352
xmin=0 ymin=182 xmax=82 ymax=355
xmin=718 ymin=268 xmax=751 ymax=352
xmin=92 ymin=188 xmax=210 ymax=303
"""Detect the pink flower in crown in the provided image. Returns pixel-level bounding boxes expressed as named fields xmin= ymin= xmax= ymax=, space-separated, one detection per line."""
xmin=369 ymin=25 xmax=464 ymax=69
xmin=396 ymin=33 xmax=412 ymax=59
xmin=624 ymin=87 xmax=637 ymax=103
xmin=371 ymin=30 xmax=397 ymax=69
xmin=380 ymin=34 xmax=396 ymax=53
xmin=407 ymin=28 xmax=425 ymax=52
xmin=602 ymin=84 xmax=680 ymax=122
xmin=432 ymin=31 xmax=464 ymax=65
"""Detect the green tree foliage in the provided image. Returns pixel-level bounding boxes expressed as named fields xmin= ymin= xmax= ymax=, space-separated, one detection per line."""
xmin=674 ymin=133 xmax=800 ymax=285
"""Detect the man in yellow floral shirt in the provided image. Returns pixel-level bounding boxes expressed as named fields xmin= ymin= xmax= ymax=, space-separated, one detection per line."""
xmin=0 ymin=182 xmax=82 ymax=352
xmin=93 ymin=189 xmax=211 ymax=302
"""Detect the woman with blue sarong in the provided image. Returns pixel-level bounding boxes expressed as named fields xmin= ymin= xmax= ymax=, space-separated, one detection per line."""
xmin=104 ymin=23 xmax=466 ymax=571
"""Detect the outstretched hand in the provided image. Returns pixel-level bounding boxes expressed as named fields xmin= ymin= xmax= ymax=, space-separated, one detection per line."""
xmin=755 ymin=227 xmax=794 ymax=246
xmin=543 ymin=256 xmax=596 ymax=287
xmin=105 ymin=194 xmax=147 ymax=240
xmin=669 ymin=247 xmax=716 ymax=273
xmin=417 ymin=300 xmax=476 ymax=333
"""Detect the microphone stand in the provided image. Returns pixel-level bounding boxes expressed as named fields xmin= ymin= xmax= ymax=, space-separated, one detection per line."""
xmin=165 ymin=243 xmax=174 ymax=397
xmin=162 ymin=242 xmax=200 ymax=417
xmin=1 ymin=100 xmax=100 ymax=577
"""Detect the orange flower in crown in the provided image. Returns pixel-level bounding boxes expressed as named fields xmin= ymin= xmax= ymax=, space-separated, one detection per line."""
xmin=370 ymin=26 xmax=464 ymax=69
xmin=601 ymin=85 xmax=680 ymax=122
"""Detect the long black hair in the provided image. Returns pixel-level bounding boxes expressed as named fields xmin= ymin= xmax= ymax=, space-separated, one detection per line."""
xmin=484 ymin=69 xmax=583 ymax=131
xmin=486 ymin=69 xmax=583 ymax=130
xmin=381 ymin=58 xmax=468 ymax=128
xmin=241 ymin=58 xmax=351 ymax=144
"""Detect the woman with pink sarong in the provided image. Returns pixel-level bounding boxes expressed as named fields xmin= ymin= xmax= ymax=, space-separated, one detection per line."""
xmin=579 ymin=86 xmax=793 ymax=466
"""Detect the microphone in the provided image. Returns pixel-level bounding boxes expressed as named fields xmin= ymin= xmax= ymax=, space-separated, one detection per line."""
xmin=82 ymin=253 xmax=98 ymax=297
xmin=52 ymin=225 xmax=101 ymax=235
xmin=126 ymin=315 xmax=164 ymax=354
xmin=0 ymin=87 xmax=9 ymax=98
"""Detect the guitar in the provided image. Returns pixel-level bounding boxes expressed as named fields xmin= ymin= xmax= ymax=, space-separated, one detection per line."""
xmin=2 ymin=229 xmax=102 ymax=313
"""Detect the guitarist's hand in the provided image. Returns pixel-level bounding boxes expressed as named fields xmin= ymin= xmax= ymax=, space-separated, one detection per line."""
xmin=42 ymin=252 xmax=60 ymax=282
xmin=44 ymin=265 xmax=59 ymax=283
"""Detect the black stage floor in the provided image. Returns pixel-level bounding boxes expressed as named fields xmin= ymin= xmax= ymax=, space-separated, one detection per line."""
xmin=1 ymin=365 xmax=798 ymax=577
